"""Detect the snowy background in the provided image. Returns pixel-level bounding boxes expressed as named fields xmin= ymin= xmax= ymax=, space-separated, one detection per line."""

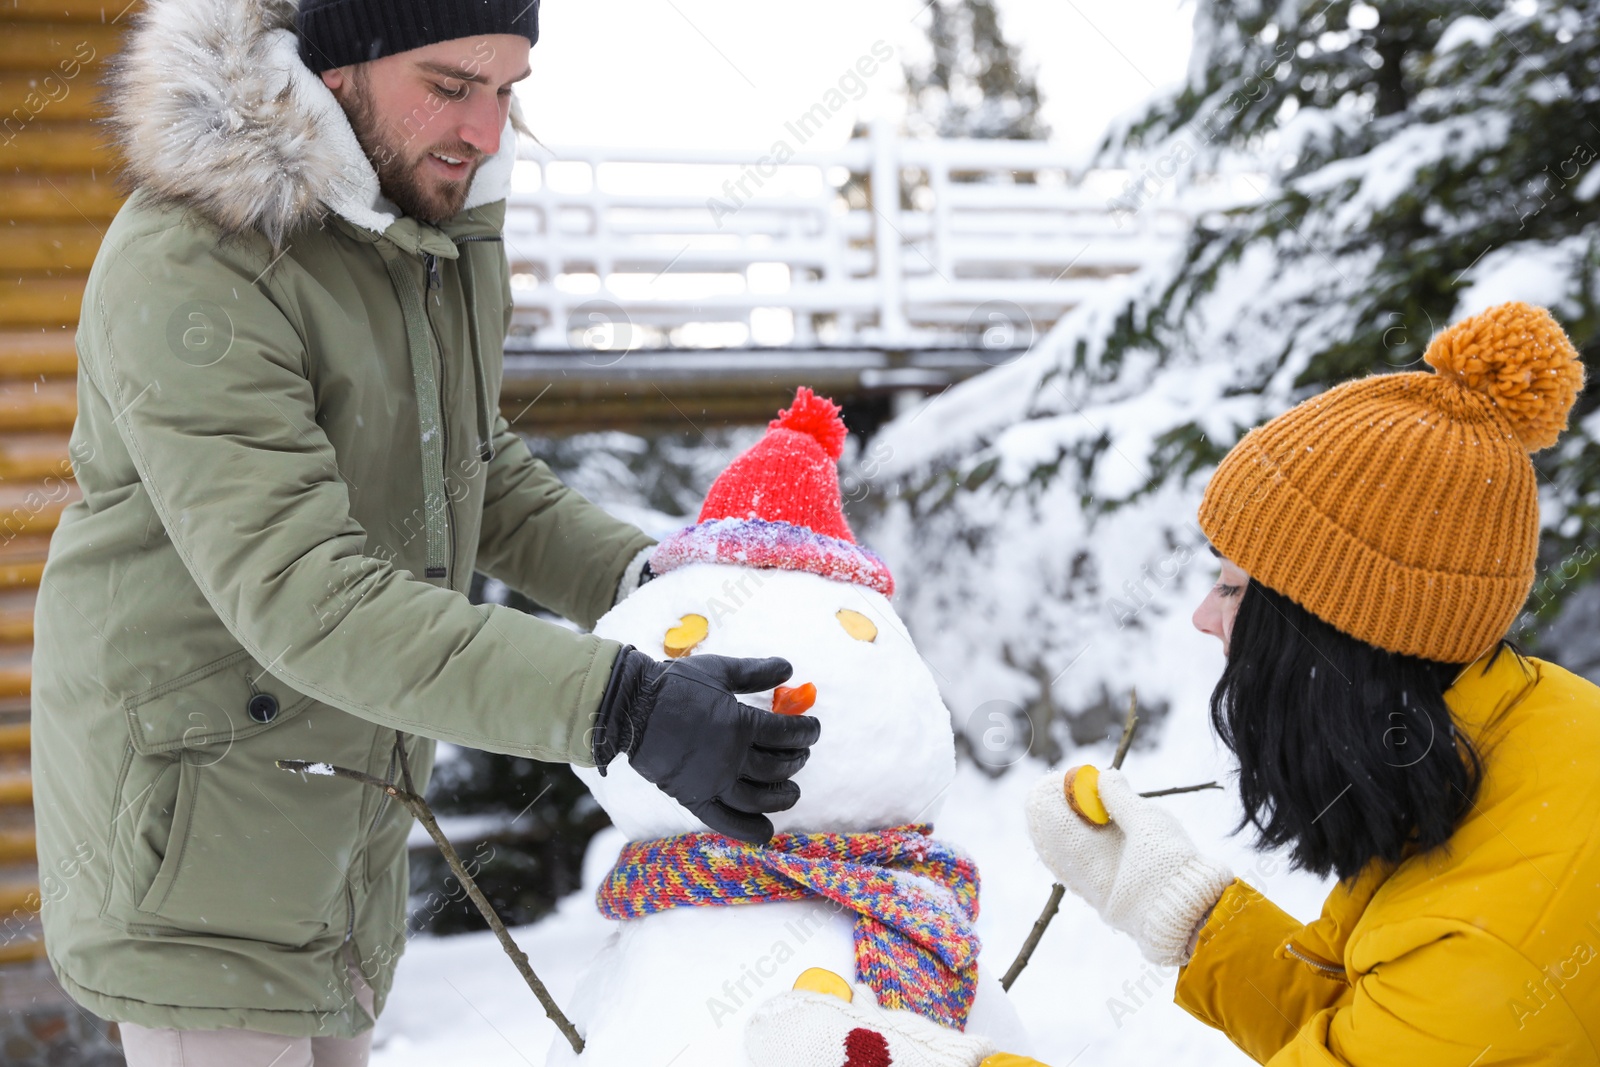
xmin=519 ymin=0 xmax=1193 ymax=158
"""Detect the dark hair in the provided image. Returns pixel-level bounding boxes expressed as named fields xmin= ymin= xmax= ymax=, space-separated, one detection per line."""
xmin=1209 ymin=579 xmax=1487 ymax=881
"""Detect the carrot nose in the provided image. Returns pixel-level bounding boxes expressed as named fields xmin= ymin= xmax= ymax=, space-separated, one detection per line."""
xmin=772 ymin=683 xmax=817 ymax=716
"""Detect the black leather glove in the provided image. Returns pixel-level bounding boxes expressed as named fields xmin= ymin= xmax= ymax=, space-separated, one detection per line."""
xmin=592 ymin=648 xmax=820 ymax=844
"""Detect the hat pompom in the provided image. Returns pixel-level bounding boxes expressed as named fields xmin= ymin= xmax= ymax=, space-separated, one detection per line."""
xmin=657 ymin=386 xmax=891 ymax=593
xmin=770 ymin=387 xmax=848 ymax=461
xmin=1423 ymin=301 xmax=1586 ymax=451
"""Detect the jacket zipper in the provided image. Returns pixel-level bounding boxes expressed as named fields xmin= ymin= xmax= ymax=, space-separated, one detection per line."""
xmin=421 ymin=252 xmax=458 ymax=583
xmin=454 ymin=235 xmax=503 ymax=462
xmin=1285 ymin=942 xmax=1346 ymax=978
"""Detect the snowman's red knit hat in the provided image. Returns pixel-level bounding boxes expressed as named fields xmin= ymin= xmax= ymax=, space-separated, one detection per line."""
xmin=650 ymin=388 xmax=895 ymax=595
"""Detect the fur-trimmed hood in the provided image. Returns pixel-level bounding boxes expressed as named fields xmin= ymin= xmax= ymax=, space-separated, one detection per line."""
xmin=108 ymin=0 xmax=518 ymax=247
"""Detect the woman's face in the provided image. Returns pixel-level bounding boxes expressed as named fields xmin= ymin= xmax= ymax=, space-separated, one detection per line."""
xmin=1193 ymin=556 xmax=1250 ymax=656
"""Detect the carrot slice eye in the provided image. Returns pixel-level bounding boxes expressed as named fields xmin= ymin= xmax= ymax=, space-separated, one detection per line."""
xmin=663 ymin=614 xmax=708 ymax=658
xmin=773 ymin=683 xmax=817 ymax=716
xmin=836 ymin=609 xmax=878 ymax=642
xmin=1063 ymin=765 xmax=1111 ymax=826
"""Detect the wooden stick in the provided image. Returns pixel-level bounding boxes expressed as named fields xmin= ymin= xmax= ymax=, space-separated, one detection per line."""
xmin=1002 ymin=690 xmax=1144 ymax=991
xmin=999 ymin=884 xmax=1063 ymax=992
xmin=1111 ymin=688 xmax=1139 ymax=771
xmin=1139 ymin=781 xmax=1222 ymax=799
xmin=277 ymin=752 xmax=586 ymax=1054
xmin=393 ymin=730 xmax=418 ymax=797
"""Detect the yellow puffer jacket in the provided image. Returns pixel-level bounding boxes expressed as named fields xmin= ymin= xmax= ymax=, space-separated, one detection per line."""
xmin=1175 ymin=648 xmax=1600 ymax=1065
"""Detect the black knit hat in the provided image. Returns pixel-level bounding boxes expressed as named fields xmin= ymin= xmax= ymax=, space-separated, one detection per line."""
xmin=297 ymin=0 xmax=540 ymax=73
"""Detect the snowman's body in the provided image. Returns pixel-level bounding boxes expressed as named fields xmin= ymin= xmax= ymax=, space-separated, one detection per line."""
xmin=549 ymin=563 xmax=1029 ymax=1065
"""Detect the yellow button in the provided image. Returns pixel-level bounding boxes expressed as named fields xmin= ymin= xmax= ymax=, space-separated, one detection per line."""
xmin=836 ymin=608 xmax=878 ymax=642
xmin=663 ymin=613 xmax=708 ymax=658
xmin=791 ymin=967 xmax=852 ymax=1002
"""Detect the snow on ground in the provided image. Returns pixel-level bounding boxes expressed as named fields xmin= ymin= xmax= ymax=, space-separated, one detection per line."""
xmin=374 ymin=699 xmax=1333 ymax=1066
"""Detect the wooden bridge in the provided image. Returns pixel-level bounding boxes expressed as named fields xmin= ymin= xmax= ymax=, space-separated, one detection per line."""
xmin=495 ymin=127 xmax=1187 ymax=432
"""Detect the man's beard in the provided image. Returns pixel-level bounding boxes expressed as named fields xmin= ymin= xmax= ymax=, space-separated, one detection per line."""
xmin=343 ymin=74 xmax=485 ymax=225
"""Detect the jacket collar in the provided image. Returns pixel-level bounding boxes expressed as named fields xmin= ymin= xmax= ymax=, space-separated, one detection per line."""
xmin=1445 ymin=644 xmax=1540 ymax=738
xmin=1282 ymin=645 xmax=1540 ymax=973
xmin=109 ymin=0 xmax=518 ymax=248
xmin=328 ymin=201 xmax=506 ymax=259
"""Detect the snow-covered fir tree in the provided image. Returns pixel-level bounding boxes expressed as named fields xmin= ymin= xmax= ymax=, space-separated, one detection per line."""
xmin=868 ymin=0 xmax=1600 ymax=760
xmin=903 ymin=0 xmax=1049 ymax=140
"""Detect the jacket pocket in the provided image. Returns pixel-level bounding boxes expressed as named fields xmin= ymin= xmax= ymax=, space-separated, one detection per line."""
xmin=106 ymin=653 xmax=363 ymax=948
xmin=122 ymin=648 xmax=314 ymax=756
xmin=124 ymin=743 xmax=355 ymax=948
xmin=101 ymin=747 xmax=181 ymax=927
xmin=134 ymin=753 xmax=199 ymax=915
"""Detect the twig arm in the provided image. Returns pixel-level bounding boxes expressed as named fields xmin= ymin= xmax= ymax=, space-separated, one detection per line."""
xmin=1139 ymin=781 xmax=1222 ymax=799
xmin=393 ymin=731 xmax=418 ymax=797
xmin=1111 ymin=689 xmax=1139 ymax=771
xmin=999 ymin=884 xmax=1064 ymax=992
xmin=1004 ymin=688 xmax=1144 ymax=989
xmin=277 ymin=760 xmax=415 ymax=799
xmin=275 ymin=757 xmax=586 ymax=1054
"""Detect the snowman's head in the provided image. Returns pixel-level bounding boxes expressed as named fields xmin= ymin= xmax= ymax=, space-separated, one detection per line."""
xmin=578 ymin=388 xmax=954 ymax=839
xmin=578 ymin=561 xmax=956 ymax=838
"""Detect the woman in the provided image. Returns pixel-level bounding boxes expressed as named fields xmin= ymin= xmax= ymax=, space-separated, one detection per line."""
xmin=1027 ymin=301 xmax=1600 ymax=1063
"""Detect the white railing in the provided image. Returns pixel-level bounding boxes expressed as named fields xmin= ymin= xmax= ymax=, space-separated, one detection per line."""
xmin=503 ymin=119 xmax=1199 ymax=352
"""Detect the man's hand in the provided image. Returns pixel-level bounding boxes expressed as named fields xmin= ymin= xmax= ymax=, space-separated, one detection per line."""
xmin=593 ymin=649 xmax=820 ymax=844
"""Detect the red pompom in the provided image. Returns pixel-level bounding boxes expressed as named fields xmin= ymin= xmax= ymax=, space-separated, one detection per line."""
xmin=771 ymin=387 xmax=848 ymax=461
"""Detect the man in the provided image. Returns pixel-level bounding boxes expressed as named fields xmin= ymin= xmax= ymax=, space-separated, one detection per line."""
xmin=31 ymin=1 xmax=817 ymax=1063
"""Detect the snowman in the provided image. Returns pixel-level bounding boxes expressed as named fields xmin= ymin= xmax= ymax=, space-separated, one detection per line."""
xmin=550 ymin=389 xmax=1035 ymax=1066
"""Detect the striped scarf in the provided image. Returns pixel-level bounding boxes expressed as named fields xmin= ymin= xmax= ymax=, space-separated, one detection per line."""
xmin=596 ymin=824 xmax=981 ymax=1030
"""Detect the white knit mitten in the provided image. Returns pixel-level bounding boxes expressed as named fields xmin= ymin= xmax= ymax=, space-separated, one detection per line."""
xmin=745 ymin=989 xmax=996 ymax=1067
xmin=613 ymin=546 xmax=656 ymax=605
xmin=1025 ymin=767 xmax=1233 ymax=965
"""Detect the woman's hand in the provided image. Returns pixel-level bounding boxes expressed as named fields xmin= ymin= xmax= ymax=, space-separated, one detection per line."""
xmin=1025 ymin=767 xmax=1234 ymax=965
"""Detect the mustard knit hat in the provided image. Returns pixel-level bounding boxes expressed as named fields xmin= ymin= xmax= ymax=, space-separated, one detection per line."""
xmin=1199 ymin=301 xmax=1586 ymax=664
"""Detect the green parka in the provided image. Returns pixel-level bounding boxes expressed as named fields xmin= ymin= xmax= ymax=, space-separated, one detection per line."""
xmin=31 ymin=0 xmax=653 ymax=1037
